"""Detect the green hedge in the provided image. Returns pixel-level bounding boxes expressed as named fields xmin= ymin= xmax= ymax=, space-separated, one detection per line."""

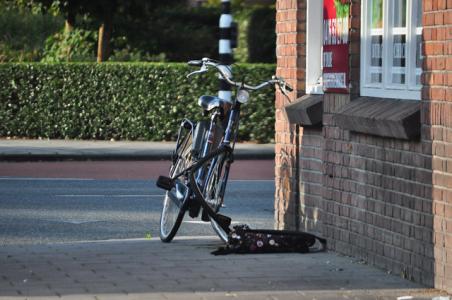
xmin=0 ymin=63 xmax=276 ymax=142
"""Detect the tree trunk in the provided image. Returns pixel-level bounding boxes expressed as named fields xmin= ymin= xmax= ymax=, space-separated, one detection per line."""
xmin=63 ymin=2 xmax=76 ymax=60
xmin=64 ymin=1 xmax=76 ymax=33
xmin=97 ymin=11 xmax=113 ymax=62
xmin=64 ymin=18 xmax=74 ymax=33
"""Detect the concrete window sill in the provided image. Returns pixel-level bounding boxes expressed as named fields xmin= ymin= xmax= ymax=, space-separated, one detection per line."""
xmin=284 ymin=94 xmax=323 ymax=127
xmin=333 ymin=97 xmax=421 ymax=140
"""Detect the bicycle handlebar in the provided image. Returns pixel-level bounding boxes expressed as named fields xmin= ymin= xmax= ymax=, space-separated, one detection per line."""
xmin=187 ymin=57 xmax=294 ymax=93
xmin=187 ymin=60 xmax=203 ymax=67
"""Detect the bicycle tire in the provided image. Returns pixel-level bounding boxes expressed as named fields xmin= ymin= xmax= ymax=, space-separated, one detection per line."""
xmin=203 ymin=153 xmax=230 ymax=243
xmin=159 ymin=134 xmax=192 ymax=243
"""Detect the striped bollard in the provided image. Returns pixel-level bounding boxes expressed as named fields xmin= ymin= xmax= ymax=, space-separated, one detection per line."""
xmin=219 ymin=0 xmax=233 ymax=102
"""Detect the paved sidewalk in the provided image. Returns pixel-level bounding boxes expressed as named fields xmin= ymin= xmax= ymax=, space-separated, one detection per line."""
xmin=0 ymin=140 xmax=274 ymax=161
xmin=0 ymin=237 xmax=446 ymax=300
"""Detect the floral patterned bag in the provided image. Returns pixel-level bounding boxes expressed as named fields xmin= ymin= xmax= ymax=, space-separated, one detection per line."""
xmin=212 ymin=225 xmax=327 ymax=255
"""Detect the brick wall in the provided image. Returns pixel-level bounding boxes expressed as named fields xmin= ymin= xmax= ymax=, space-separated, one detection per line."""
xmin=299 ymin=127 xmax=324 ymax=234
xmin=423 ymin=0 xmax=452 ymax=291
xmin=275 ymin=0 xmax=305 ymax=229
xmin=321 ymin=93 xmax=434 ymax=285
xmin=275 ymin=0 xmax=326 ymax=234
xmin=275 ymin=0 xmax=452 ymax=291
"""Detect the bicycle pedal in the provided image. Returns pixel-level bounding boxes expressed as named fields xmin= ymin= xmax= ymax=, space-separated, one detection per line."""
xmin=189 ymin=200 xmax=201 ymax=218
xmin=156 ymin=176 xmax=174 ymax=191
xmin=215 ymin=214 xmax=232 ymax=230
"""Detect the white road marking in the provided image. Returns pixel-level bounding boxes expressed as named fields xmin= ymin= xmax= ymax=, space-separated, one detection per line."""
xmin=0 ymin=177 xmax=94 ymax=181
xmin=183 ymin=220 xmax=240 ymax=225
xmin=59 ymin=235 xmax=221 ymax=244
xmin=56 ymin=194 xmax=164 ymax=198
xmin=44 ymin=219 xmax=104 ymax=224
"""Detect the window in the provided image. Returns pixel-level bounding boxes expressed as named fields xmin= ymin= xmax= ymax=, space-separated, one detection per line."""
xmin=360 ymin=0 xmax=422 ymax=100
xmin=306 ymin=0 xmax=324 ymax=94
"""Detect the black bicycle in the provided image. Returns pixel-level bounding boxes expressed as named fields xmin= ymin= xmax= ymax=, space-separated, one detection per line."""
xmin=156 ymin=58 xmax=293 ymax=243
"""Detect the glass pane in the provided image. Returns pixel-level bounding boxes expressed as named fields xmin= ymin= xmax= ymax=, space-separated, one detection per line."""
xmin=371 ymin=73 xmax=382 ymax=83
xmin=393 ymin=0 xmax=407 ymax=28
xmin=416 ymin=34 xmax=422 ymax=85
xmin=370 ymin=35 xmax=383 ymax=83
xmin=392 ymin=73 xmax=405 ymax=84
xmin=371 ymin=0 xmax=383 ymax=29
xmin=392 ymin=34 xmax=406 ymax=84
xmin=416 ymin=35 xmax=422 ymax=69
xmin=371 ymin=36 xmax=383 ymax=66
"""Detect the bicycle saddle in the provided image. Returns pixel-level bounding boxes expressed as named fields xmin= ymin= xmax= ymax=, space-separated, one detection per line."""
xmin=198 ymin=95 xmax=230 ymax=112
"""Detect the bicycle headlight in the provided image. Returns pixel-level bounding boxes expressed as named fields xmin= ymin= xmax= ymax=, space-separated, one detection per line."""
xmin=236 ymin=90 xmax=249 ymax=104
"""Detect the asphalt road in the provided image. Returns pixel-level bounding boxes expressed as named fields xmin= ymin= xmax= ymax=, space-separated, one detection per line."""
xmin=0 ymin=160 xmax=275 ymax=246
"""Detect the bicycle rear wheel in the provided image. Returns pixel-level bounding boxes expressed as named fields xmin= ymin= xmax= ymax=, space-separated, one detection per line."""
xmin=203 ymin=153 xmax=230 ymax=243
xmin=159 ymin=135 xmax=192 ymax=243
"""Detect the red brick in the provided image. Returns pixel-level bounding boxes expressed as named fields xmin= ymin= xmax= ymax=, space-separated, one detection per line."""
xmin=446 ymin=10 xmax=452 ymax=25
xmin=433 ymin=73 xmax=445 ymax=85
xmin=436 ymin=27 xmax=446 ymax=41
xmin=438 ymin=0 xmax=447 ymax=9
xmin=435 ymin=12 xmax=444 ymax=25
xmin=447 ymin=88 xmax=452 ymax=102
xmin=445 ymin=27 xmax=452 ymax=41
xmin=424 ymin=13 xmax=436 ymax=25
xmin=436 ymin=57 xmax=446 ymax=70
xmin=424 ymin=43 xmax=437 ymax=56
xmin=445 ymin=206 xmax=452 ymax=222
xmin=448 ymin=73 xmax=452 ymax=86
xmin=448 ymin=41 xmax=452 ymax=55
xmin=432 ymin=87 xmax=447 ymax=100
xmin=424 ymin=28 xmax=434 ymax=40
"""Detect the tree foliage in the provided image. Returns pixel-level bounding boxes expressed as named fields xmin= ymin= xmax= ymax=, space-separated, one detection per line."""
xmin=1 ymin=0 xmax=188 ymax=62
xmin=0 ymin=0 xmax=276 ymax=63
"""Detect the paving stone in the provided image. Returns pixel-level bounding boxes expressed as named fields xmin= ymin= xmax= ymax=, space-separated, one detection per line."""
xmin=0 ymin=238 xmax=446 ymax=299
xmin=95 ymin=293 xmax=167 ymax=300
xmin=57 ymin=294 xmax=97 ymax=300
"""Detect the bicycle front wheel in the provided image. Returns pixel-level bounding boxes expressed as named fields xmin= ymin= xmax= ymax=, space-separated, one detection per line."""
xmin=159 ymin=135 xmax=192 ymax=243
xmin=203 ymin=153 xmax=229 ymax=243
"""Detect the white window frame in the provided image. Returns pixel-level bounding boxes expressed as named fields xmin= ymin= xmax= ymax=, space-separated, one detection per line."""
xmin=360 ymin=0 xmax=422 ymax=100
xmin=306 ymin=0 xmax=324 ymax=95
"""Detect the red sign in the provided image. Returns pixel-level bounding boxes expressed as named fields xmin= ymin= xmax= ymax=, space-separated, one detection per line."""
xmin=323 ymin=0 xmax=350 ymax=93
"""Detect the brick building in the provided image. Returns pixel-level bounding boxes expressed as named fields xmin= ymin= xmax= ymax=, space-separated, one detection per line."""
xmin=275 ymin=0 xmax=452 ymax=292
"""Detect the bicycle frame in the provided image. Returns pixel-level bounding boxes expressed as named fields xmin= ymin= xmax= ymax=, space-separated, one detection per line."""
xmin=170 ymin=100 xmax=242 ymax=233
